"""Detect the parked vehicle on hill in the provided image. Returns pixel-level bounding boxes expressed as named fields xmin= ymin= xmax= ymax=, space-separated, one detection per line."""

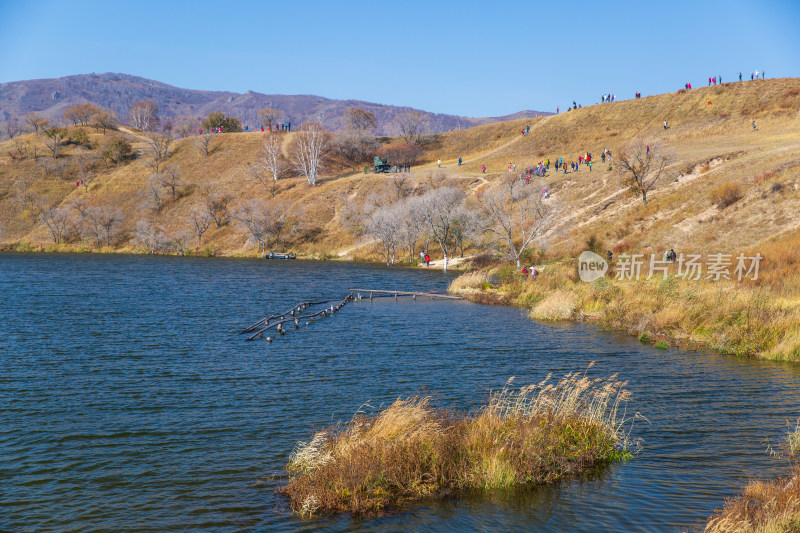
xmin=364 ymin=156 xmax=391 ymax=174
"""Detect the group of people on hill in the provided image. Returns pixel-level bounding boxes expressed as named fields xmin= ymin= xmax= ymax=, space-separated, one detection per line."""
xmin=200 ymin=127 xmax=225 ymax=134
xmin=516 ymin=150 xmax=608 ymax=183
xmin=522 ymin=160 xmax=549 ymax=181
xmin=520 ymin=124 xmax=531 ymax=136
xmin=601 ymin=94 xmax=615 ymax=103
xmin=681 ymin=70 xmax=766 ymax=91
xmin=259 ymin=121 xmax=292 ymax=132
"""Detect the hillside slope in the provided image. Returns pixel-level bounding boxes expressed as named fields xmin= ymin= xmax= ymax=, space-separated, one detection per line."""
xmin=0 ymin=73 xmax=550 ymax=135
xmin=1 ymin=78 xmax=799 ymax=267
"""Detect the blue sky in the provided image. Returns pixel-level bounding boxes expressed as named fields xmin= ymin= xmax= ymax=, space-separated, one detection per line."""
xmin=1 ymin=0 xmax=798 ymax=116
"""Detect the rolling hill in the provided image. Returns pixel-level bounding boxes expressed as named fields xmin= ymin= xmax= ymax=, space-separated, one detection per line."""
xmin=0 ymin=73 xmax=549 ymax=135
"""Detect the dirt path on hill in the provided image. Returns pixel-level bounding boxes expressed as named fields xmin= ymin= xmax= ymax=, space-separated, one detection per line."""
xmin=434 ymin=115 xmax=557 ymax=171
xmin=545 ymin=136 xmax=800 ymax=245
xmin=280 ymin=132 xmax=295 ymax=157
xmin=336 ymin=239 xmax=376 ymax=257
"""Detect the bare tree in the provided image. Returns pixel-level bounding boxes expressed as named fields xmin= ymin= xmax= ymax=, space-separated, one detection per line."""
xmin=129 ymin=100 xmax=160 ymax=132
xmin=254 ymin=132 xmax=284 ymax=196
xmin=397 ymin=195 xmax=426 ymax=263
xmin=97 ymin=206 xmax=124 ymax=246
xmin=43 ymin=127 xmax=67 ymax=158
xmin=269 ymin=203 xmax=295 ymax=250
xmin=75 ymin=148 xmax=97 ymax=193
xmin=13 ymin=178 xmax=42 ymax=221
xmin=196 ymin=130 xmax=214 ymax=157
xmin=419 ymin=186 xmax=465 ymax=271
xmin=63 ymin=103 xmax=100 ymax=126
xmin=451 ymin=205 xmax=480 ymax=258
xmin=3 ymin=120 xmax=21 ymax=140
xmin=175 ymin=121 xmax=196 ymax=139
xmin=145 ymin=174 xmax=165 ymax=212
xmin=365 ymin=205 xmax=401 ymax=266
xmin=396 ymin=111 xmax=427 ymax=144
xmin=258 ymin=108 xmax=284 ymax=130
xmin=617 ymin=142 xmax=673 ymax=204
xmin=37 ymin=156 xmax=69 ymax=180
xmin=232 ymin=199 xmax=273 ymax=252
xmin=92 ymin=110 xmax=118 ymax=134
xmin=201 ymin=187 xmax=232 ymax=228
xmin=345 ymin=108 xmax=377 ymax=131
xmin=143 ymin=133 xmax=172 ymax=172
xmin=187 ymin=207 xmax=212 ymax=246
xmin=39 ymin=205 xmax=71 ymax=243
xmin=158 ymin=164 xmax=183 ymax=201
xmin=170 ymin=230 xmax=193 ymax=255
xmin=9 ymin=138 xmax=39 ymax=161
xmin=292 ymin=122 xmax=328 ymax=185
xmin=247 ymin=163 xmax=278 ymax=199
xmin=73 ymin=203 xmax=102 ymax=246
xmin=480 ymin=175 xmax=555 ymax=269
xmin=378 ymin=143 xmax=423 ymax=168
xmin=390 ymin=173 xmax=413 ymax=200
xmin=331 ymin=129 xmax=380 ymax=170
xmin=24 ymin=113 xmax=48 ymax=135
xmin=72 ymin=201 xmax=122 ymax=247
xmin=133 ymin=219 xmax=168 ymax=254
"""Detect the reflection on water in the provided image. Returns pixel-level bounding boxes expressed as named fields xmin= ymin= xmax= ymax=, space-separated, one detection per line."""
xmin=2 ymin=254 xmax=800 ymax=532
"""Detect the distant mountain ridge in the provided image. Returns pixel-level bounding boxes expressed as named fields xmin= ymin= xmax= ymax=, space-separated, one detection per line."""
xmin=0 ymin=73 xmax=550 ymax=134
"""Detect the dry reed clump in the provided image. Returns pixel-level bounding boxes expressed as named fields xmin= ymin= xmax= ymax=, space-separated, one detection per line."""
xmin=281 ymin=371 xmax=636 ymax=517
xmin=707 ymin=424 xmax=800 ymax=532
xmin=705 ymin=466 xmax=800 ymax=533
xmin=448 ymin=271 xmax=489 ymax=294
xmin=530 ymin=290 xmax=578 ymax=320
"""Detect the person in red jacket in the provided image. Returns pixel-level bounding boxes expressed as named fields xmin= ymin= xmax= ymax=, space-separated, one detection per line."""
xmin=424 ymin=254 xmax=430 ymax=267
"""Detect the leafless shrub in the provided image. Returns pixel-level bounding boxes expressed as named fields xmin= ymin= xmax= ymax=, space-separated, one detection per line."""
xmin=39 ymin=205 xmax=71 ymax=243
xmin=187 ymin=207 xmax=212 ymax=246
xmin=133 ymin=219 xmax=168 ymax=254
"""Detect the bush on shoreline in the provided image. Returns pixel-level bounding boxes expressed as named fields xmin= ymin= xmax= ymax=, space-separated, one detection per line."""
xmin=280 ymin=371 xmax=636 ymax=517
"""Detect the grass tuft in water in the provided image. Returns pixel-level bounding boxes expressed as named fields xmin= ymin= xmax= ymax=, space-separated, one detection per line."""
xmin=280 ymin=369 xmax=639 ymax=517
xmin=707 ymin=422 xmax=800 ymax=532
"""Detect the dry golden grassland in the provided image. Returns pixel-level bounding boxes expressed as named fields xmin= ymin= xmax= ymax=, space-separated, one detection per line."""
xmin=281 ymin=371 xmax=635 ymax=517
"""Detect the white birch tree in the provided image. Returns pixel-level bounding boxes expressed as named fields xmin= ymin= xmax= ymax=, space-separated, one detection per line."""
xmin=292 ymin=122 xmax=328 ymax=186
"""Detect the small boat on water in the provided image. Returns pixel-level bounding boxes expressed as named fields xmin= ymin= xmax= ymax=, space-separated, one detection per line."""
xmin=265 ymin=251 xmax=296 ymax=260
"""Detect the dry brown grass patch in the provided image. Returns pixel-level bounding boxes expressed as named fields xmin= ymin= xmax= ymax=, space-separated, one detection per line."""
xmin=710 ymin=182 xmax=744 ymax=208
xmin=281 ymin=373 xmax=636 ymax=517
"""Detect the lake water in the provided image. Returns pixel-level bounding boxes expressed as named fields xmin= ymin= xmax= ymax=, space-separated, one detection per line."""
xmin=2 ymin=254 xmax=800 ymax=532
